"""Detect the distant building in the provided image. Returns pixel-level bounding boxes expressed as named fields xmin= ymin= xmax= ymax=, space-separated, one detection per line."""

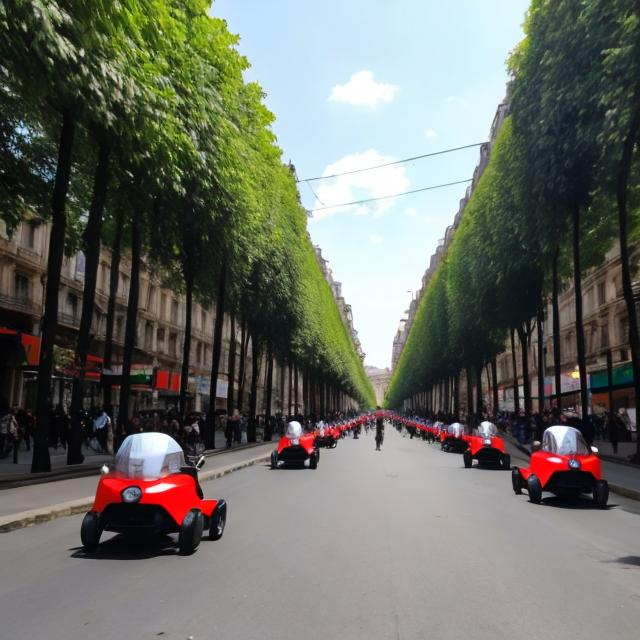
xmin=366 ymin=366 xmax=391 ymax=406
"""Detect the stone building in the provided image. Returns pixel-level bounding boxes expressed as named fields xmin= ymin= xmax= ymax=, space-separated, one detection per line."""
xmin=365 ymin=366 xmax=391 ymax=406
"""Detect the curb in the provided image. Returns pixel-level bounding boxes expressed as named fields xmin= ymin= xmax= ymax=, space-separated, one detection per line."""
xmin=505 ymin=434 xmax=640 ymax=502
xmin=0 ymin=440 xmax=272 ymax=490
xmin=0 ymin=452 xmax=270 ymax=534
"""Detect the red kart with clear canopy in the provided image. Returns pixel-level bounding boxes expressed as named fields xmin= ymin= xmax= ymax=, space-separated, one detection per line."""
xmin=512 ymin=425 xmax=608 ymax=508
xmin=463 ymin=421 xmax=510 ymax=469
xmin=80 ymin=432 xmax=226 ymax=554
xmin=271 ymin=421 xmax=319 ymax=469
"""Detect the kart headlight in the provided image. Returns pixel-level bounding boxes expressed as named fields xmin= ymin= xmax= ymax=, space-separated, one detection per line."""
xmin=568 ymin=459 xmax=581 ymax=470
xmin=122 ymin=486 xmax=142 ymax=503
xmin=483 ymin=438 xmax=492 ymax=446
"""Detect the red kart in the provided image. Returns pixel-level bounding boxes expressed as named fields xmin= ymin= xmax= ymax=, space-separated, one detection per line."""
xmin=512 ymin=425 xmax=608 ymax=508
xmin=80 ymin=432 xmax=227 ymax=555
xmin=316 ymin=423 xmax=339 ymax=449
xmin=271 ymin=421 xmax=319 ymax=469
xmin=463 ymin=421 xmax=510 ymax=469
xmin=441 ymin=422 xmax=467 ymax=453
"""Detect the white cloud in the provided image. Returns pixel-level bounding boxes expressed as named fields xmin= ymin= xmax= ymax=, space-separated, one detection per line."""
xmin=425 ymin=128 xmax=437 ymax=138
xmin=311 ymin=149 xmax=410 ymax=221
xmin=405 ymin=207 xmax=418 ymax=217
xmin=369 ymin=234 xmax=384 ymax=245
xmin=329 ymin=70 xmax=398 ymax=108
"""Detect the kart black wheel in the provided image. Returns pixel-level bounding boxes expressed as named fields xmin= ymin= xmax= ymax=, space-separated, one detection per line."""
xmin=309 ymin=451 xmax=318 ymax=469
xmin=463 ymin=451 xmax=472 ymax=468
xmin=593 ymin=479 xmax=609 ymax=509
xmin=511 ymin=467 xmax=522 ymax=494
xmin=209 ymin=500 xmax=227 ymax=540
xmin=527 ymin=474 xmax=542 ymax=504
xmin=179 ymin=508 xmax=203 ymax=555
xmin=80 ymin=511 xmax=102 ymax=551
xmin=501 ymin=454 xmax=511 ymax=469
xmin=270 ymin=451 xmax=278 ymax=470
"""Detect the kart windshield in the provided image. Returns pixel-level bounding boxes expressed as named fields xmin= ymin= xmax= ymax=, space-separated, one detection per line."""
xmin=448 ymin=423 xmax=464 ymax=437
xmin=115 ymin=432 xmax=185 ymax=479
xmin=542 ymin=426 xmax=590 ymax=455
xmin=286 ymin=421 xmax=302 ymax=438
xmin=477 ymin=422 xmax=498 ymax=438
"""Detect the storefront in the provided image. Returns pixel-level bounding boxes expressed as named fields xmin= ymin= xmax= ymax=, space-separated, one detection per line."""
xmin=590 ymin=362 xmax=635 ymax=420
xmin=0 ymin=328 xmax=40 ymax=408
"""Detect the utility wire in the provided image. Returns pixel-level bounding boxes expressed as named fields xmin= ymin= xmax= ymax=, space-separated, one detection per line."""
xmin=308 ymin=178 xmax=472 ymax=213
xmin=298 ymin=142 xmax=486 ymax=183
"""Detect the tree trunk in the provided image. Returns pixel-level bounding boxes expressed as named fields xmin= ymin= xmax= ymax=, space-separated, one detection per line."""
xmin=552 ymin=245 xmax=562 ymax=411
xmin=476 ymin=363 xmax=483 ymax=419
xmin=510 ymin=327 xmax=520 ymax=414
xmin=264 ymin=342 xmax=274 ymax=440
xmin=571 ymin=203 xmax=589 ymax=420
xmin=247 ymin=336 xmax=260 ymax=443
xmin=466 ymin=368 xmax=473 ymax=421
xmin=537 ymin=306 xmax=545 ymax=413
xmin=491 ymin=359 xmax=499 ymax=417
xmin=226 ymin=313 xmax=237 ymax=415
xmin=453 ymin=372 xmax=460 ymax=418
xmin=33 ymin=109 xmax=76 ymax=473
xmin=206 ymin=265 xmax=226 ymax=448
xmin=615 ymin=102 xmax=640 ymax=459
xmin=237 ymin=318 xmax=248 ymax=412
xmin=287 ymin=360 xmax=293 ymax=416
xmin=279 ymin=359 xmax=286 ymax=415
xmin=517 ymin=322 xmax=532 ymax=418
xmin=294 ymin=364 xmax=299 ymax=414
xmin=103 ymin=207 xmax=124 ymax=410
xmin=179 ymin=257 xmax=193 ymax=420
xmin=68 ymin=137 xmax=110 ymax=465
xmin=118 ymin=219 xmax=141 ymax=436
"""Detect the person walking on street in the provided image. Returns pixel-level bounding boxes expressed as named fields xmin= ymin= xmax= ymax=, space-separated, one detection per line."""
xmin=607 ymin=410 xmax=620 ymax=455
xmin=375 ymin=407 xmax=384 ymax=451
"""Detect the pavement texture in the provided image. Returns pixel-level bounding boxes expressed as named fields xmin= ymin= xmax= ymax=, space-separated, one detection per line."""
xmin=0 ymin=427 xmax=639 ymax=640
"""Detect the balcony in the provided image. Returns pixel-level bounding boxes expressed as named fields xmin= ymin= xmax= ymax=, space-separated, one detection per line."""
xmin=0 ymin=292 xmax=39 ymax=315
xmin=58 ymin=311 xmax=80 ymax=328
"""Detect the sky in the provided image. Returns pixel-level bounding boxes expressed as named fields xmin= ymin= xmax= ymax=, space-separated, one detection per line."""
xmin=212 ymin=0 xmax=530 ymax=369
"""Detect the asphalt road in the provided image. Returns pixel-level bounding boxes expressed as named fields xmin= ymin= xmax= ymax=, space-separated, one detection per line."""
xmin=1 ymin=427 xmax=639 ymax=640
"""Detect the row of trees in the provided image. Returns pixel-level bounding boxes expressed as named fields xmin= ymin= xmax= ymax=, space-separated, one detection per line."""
xmin=386 ymin=0 xmax=640 ymax=457
xmin=0 ymin=0 xmax=374 ymax=472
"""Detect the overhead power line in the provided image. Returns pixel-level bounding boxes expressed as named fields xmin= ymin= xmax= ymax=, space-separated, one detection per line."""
xmin=298 ymin=142 xmax=487 ymax=183
xmin=308 ymin=178 xmax=472 ymax=213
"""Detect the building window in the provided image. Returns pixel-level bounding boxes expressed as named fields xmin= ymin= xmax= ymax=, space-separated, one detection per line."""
xmin=600 ymin=326 xmax=609 ymax=349
xmin=156 ymin=327 xmax=165 ymax=353
xmin=119 ymin=274 xmax=129 ymax=298
xmin=115 ymin=316 xmax=124 ymax=341
xmin=597 ymin=282 xmax=606 ymax=307
xmin=195 ymin=341 xmax=202 ymax=364
xmin=144 ymin=322 xmax=153 ymax=351
xmin=619 ymin=317 xmax=628 ymax=344
xmin=14 ymin=273 xmax=30 ymax=301
xmin=171 ymin=299 xmax=179 ymax=325
xmin=75 ymin=252 xmax=86 ymax=280
xmin=201 ymin=309 xmax=207 ymax=330
xmin=169 ymin=333 xmax=177 ymax=358
xmin=160 ymin=293 xmax=167 ymax=320
xmin=20 ymin=222 xmax=37 ymax=250
xmin=101 ymin=263 xmax=109 ymax=292
xmin=67 ymin=293 xmax=79 ymax=320
xmin=146 ymin=286 xmax=156 ymax=313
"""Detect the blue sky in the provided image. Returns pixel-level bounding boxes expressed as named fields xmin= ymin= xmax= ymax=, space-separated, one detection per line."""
xmin=212 ymin=0 xmax=529 ymax=369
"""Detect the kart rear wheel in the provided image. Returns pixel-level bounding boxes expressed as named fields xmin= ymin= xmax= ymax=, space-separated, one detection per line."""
xmin=80 ymin=511 xmax=102 ymax=551
xmin=527 ymin=474 xmax=542 ymax=504
xmin=309 ymin=451 xmax=318 ymax=469
xmin=209 ymin=500 xmax=227 ymax=540
xmin=501 ymin=454 xmax=511 ymax=469
xmin=179 ymin=508 xmax=203 ymax=555
xmin=511 ymin=467 xmax=522 ymax=495
xmin=270 ymin=451 xmax=278 ymax=470
xmin=593 ymin=479 xmax=609 ymax=509
xmin=463 ymin=451 xmax=472 ymax=468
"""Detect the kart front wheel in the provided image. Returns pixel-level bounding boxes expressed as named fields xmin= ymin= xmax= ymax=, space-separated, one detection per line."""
xmin=463 ymin=451 xmax=472 ymax=468
xmin=501 ymin=454 xmax=511 ymax=469
xmin=511 ymin=467 xmax=522 ymax=495
xmin=593 ymin=479 xmax=609 ymax=509
xmin=527 ymin=474 xmax=542 ymax=504
xmin=309 ymin=451 xmax=318 ymax=469
xmin=209 ymin=500 xmax=227 ymax=540
xmin=270 ymin=451 xmax=278 ymax=470
xmin=179 ymin=508 xmax=204 ymax=555
xmin=80 ymin=511 xmax=102 ymax=551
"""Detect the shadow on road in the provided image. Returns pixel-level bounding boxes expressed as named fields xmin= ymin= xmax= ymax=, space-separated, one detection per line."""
xmin=608 ymin=556 xmax=640 ymax=567
xmin=69 ymin=534 xmax=180 ymax=560
xmin=539 ymin=496 xmax=615 ymax=510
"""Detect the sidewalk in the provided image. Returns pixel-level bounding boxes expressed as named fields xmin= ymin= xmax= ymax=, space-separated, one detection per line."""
xmin=0 ymin=429 xmax=269 ymax=487
xmin=0 ymin=440 xmax=275 ymax=533
xmin=504 ymin=434 xmax=640 ymax=501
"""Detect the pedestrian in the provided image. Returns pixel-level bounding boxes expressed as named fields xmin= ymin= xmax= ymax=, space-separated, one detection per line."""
xmin=606 ymin=411 xmax=619 ymax=455
xmin=375 ymin=407 xmax=384 ymax=451
xmin=0 ymin=397 xmax=11 ymax=457
xmin=93 ymin=408 xmax=110 ymax=453
xmin=10 ymin=407 xmax=22 ymax=464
